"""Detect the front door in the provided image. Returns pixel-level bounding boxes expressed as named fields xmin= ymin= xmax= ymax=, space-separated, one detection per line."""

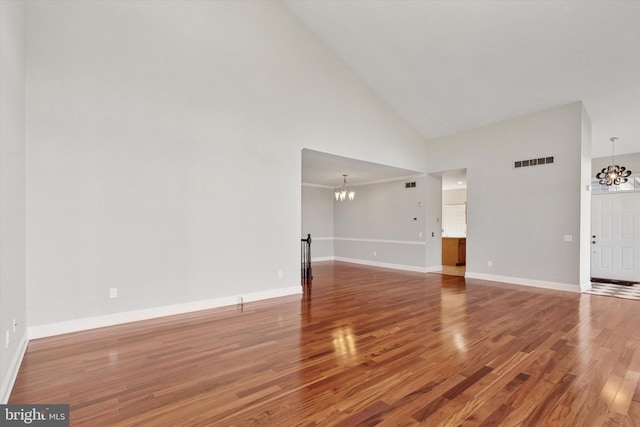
xmin=591 ymin=192 xmax=640 ymax=282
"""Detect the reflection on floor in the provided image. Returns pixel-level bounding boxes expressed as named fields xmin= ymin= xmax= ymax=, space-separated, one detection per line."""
xmin=431 ymin=265 xmax=466 ymax=277
xmin=585 ymin=282 xmax=640 ymax=301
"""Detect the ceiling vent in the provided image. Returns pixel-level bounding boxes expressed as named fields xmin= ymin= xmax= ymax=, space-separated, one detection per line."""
xmin=514 ymin=156 xmax=554 ymax=169
xmin=405 ymin=182 xmax=416 ymax=188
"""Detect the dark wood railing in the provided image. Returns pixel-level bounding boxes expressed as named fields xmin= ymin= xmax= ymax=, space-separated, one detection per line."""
xmin=301 ymin=234 xmax=312 ymax=279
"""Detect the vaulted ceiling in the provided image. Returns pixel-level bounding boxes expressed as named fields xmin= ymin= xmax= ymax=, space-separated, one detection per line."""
xmin=286 ymin=0 xmax=640 ymax=159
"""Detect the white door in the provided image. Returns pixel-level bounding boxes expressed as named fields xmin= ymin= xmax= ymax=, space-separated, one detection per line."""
xmin=591 ymin=192 xmax=640 ymax=281
xmin=443 ymin=204 xmax=466 ymax=237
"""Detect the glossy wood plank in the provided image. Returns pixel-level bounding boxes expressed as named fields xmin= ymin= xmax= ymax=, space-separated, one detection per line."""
xmin=9 ymin=261 xmax=640 ymax=426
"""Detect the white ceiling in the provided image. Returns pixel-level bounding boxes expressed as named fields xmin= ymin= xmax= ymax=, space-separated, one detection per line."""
xmin=302 ymin=149 xmax=423 ymax=187
xmin=286 ymin=0 xmax=640 ymax=160
xmin=439 ymin=169 xmax=467 ymax=191
xmin=302 ymin=149 xmax=466 ymax=190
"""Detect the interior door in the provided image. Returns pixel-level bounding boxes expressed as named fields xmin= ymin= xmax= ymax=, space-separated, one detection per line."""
xmin=591 ymin=192 xmax=640 ymax=282
xmin=443 ymin=204 xmax=466 ymax=237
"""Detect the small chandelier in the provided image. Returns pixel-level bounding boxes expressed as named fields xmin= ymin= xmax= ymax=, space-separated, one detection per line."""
xmin=596 ymin=137 xmax=632 ymax=186
xmin=334 ymin=174 xmax=355 ymax=201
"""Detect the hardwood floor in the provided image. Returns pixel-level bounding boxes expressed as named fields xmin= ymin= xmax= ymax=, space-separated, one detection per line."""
xmin=431 ymin=265 xmax=466 ymax=277
xmin=9 ymin=261 xmax=640 ymax=426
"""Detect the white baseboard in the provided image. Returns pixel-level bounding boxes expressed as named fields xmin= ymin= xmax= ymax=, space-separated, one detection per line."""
xmin=1 ymin=333 xmax=28 ymax=404
xmin=465 ymin=272 xmax=581 ymax=293
xmin=311 ymin=256 xmax=334 ymax=262
xmin=334 ymin=237 xmax=426 ymax=246
xmin=333 ymin=257 xmax=439 ymax=274
xmin=28 ymin=286 xmax=302 ymax=340
xmin=580 ymin=279 xmax=592 ymax=293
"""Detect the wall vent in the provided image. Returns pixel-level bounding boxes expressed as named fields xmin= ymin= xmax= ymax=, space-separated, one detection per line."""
xmin=405 ymin=182 xmax=416 ymax=188
xmin=514 ymin=156 xmax=554 ymax=169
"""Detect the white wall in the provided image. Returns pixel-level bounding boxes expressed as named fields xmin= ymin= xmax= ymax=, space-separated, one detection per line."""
xmin=443 ymin=189 xmax=467 ymax=205
xmin=427 ymin=103 xmax=588 ymax=289
xmin=301 ymin=176 xmax=444 ymax=271
xmin=301 ymin=184 xmax=334 ymax=259
xmin=24 ymin=1 xmax=427 ymax=328
xmin=424 ymin=174 xmax=443 ymax=269
xmin=0 ymin=0 xmax=27 ymax=402
xmin=580 ymin=106 xmax=592 ymax=290
xmin=334 ymin=177 xmax=428 ymax=269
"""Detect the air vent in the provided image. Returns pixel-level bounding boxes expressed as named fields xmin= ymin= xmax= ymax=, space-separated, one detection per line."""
xmin=405 ymin=182 xmax=416 ymax=188
xmin=514 ymin=156 xmax=554 ymax=169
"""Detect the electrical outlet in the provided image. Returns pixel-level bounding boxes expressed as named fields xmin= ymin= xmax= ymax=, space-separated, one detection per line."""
xmin=5 ymin=331 xmax=9 ymax=348
xmin=277 ymin=269 xmax=283 ymax=279
xmin=373 ymin=251 xmax=377 ymax=257
xmin=109 ymin=288 xmax=118 ymax=299
xmin=564 ymin=235 xmax=572 ymax=242
xmin=419 ymin=232 xmax=423 ymax=237
xmin=488 ymin=260 xmax=493 ymax=267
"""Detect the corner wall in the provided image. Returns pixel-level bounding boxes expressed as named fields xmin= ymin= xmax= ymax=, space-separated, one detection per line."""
xmin=24 ymin=1 xmax=426 ymax=330
xmin=0 ymin=0 xmax=28 ymax=403
xmin=427 ymin=103 xmax=588 ymax=290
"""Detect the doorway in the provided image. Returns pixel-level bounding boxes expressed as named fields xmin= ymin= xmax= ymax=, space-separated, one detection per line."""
xmin=591 ymin=191 xmax=640 ymax=283
xmin=440 ymin=169 xmax=467 ymax=277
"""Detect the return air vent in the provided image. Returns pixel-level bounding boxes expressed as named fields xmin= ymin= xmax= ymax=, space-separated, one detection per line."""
xmin=514 ymin=156 xmax=554 ymax=169
xmin=405 ymin=182 xmax=416 ymax=188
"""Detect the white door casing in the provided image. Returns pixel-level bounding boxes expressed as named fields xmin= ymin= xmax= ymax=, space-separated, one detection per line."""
xmin=591 ymin=192 xmax=640 ymax=282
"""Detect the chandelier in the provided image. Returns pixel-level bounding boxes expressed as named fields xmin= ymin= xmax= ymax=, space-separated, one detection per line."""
xmin=334 ymin=174 xmax=355 ymax=201
xmin=596 ymin=137 xmax=632 ymax=186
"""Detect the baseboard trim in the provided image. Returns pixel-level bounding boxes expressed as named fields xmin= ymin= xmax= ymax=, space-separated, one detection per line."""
xmin=465 ymin=272 xmax=580 ymax=293
xmin=28 ymin=286 xmax=302 ymax=340
xmin=311 ymin=256 xmax=334 ymax=262
xmin=0 ymin=333 xmax=28 ymax=404
xmin=334 ymin=257 xmax=438 ymax=274
xmin=334 ymin=237 xmax=426 ymax=246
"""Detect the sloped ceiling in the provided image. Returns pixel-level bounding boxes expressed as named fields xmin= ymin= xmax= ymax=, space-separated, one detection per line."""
xmin=286 ymin=0 xmax=640 ymax=159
